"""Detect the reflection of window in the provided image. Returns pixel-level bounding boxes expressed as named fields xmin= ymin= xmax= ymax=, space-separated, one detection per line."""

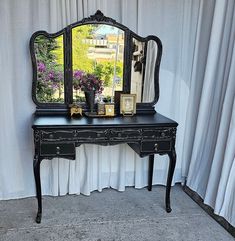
xmin=71 ymin=24 xmax=124 ymax=102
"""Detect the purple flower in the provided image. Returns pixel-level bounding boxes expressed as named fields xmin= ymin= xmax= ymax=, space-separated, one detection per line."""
xmin=48 ymin=71 xmax=54 ymax=80
xmin=38 ymin=62 xmax=46 ymax=72
xmin=73 ymin=71 xmax=104 ymax=94
xmin=51 ymin=83 xmax=58 ymax=90
xmin=74 ymin=70 xmax=84 ymax=79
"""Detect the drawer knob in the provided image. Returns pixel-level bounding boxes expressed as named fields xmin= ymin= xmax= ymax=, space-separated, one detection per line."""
xmin=161 ymin=132 xmax=166 ymax=137
xmin=118 ymin=133 xmax=122 ymax=137
xmin=97 ymin=133 xmax=101 ymax=137
xmin=154 ymin=143 xmax=158 ymax=151
xmin=49 ymin=134 xmax=54 ymax=139
xmin=56 ymin=146 xmax=60 ymax=154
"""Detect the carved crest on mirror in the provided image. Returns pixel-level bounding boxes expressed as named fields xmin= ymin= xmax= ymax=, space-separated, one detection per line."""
xmin=30 ymin=10 xmax=162 ymax=115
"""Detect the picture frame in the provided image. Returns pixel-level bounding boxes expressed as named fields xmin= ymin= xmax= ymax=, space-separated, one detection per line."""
xmin=120 ymin=94 xmax=136 ymax=116
xmin=105 ymin=104 xmax=115 ymax=116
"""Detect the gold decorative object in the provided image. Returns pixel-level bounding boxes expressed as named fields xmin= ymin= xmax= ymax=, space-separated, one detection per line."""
xmin=69 ymin=104 xmax=83 ymax=117
xmin=120 ymin=94 xmax=136 ymax=116
xmin=97 ymin=103 xmax=105 ymax=115
xmin=105 ymin=104 xmax=115 ymax=116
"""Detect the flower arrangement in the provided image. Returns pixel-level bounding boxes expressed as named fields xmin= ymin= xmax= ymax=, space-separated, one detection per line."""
xmin=73 ymin=70 xmax=104 ymax=94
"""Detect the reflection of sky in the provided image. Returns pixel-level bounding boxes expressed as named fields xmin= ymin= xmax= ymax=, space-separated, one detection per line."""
xmin=94 ymin=25 xmax=120 ymax=35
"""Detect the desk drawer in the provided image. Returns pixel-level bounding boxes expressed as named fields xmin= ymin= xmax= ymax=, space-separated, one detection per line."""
xmin=40 ymin=143 xmax=75 ymax=157
xmin=142 ymin=129 xmax=171 ymax=139
xmin=141 ymin=141 xmax=171 ymax=153
xmin=41 ymin=130 xmax=107 ymax=141
xmin=110 ymin=129 xmax=141 ymax=140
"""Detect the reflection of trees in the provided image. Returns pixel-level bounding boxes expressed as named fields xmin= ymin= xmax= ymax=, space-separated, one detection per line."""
xmin=72 ymin=25 xmax=95 ymax=72
xmin=34 ymin=35 xmax=64 ymax=103
xmin=93 ymin=61 xmax=123 ymax=87
xmin=34 ymin=25 xmax=124 ymax=103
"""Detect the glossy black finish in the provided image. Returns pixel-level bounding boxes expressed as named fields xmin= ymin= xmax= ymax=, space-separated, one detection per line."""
xmin=148 ymin=154 xmax=154 ymax=191
xmin=32 ymin=112 xmax=178 ymax=223
xmin=30 ymin=10 xmax=162 ymax=115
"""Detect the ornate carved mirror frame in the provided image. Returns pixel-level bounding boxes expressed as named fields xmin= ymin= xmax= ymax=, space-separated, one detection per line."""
xmin=30 ymin=10 xmax=162 ymax=115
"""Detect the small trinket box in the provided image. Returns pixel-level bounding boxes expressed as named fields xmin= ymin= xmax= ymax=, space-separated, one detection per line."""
xmin=97 ymin=103 xmax=105 ymax=115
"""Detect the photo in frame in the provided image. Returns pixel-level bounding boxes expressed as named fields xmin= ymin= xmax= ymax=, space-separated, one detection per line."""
xmin=120 ymin=94 xmax=136 ymax=116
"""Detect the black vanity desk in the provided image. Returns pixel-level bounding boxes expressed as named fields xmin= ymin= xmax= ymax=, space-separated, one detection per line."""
xmin=32 ymin=112 xmax=178 ymax=223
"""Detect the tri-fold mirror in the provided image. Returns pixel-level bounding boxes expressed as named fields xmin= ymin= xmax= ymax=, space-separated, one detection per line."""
xmin=30 ymin=10 xmax=162 ymax=114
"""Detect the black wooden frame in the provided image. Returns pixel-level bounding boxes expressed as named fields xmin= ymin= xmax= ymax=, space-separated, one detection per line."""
xmin=30 ymin=10 xmax=162 ymax=115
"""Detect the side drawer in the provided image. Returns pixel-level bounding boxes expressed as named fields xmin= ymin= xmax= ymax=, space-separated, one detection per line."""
xmin=40 ymin=143 xmax=75 ymax=157
xmin=141 ymin=141 xmax=171 ymax=153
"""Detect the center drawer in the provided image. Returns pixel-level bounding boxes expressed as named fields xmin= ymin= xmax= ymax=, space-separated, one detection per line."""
xmin=109 ymin=129 xmax=141 ymax=140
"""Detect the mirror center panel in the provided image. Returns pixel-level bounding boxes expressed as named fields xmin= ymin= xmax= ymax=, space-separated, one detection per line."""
xmin=72 ymin=24 xmax=124 ymax=103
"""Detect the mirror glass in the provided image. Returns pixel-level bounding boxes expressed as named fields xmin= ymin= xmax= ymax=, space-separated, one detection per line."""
xmin=130 ymin=39 xmax=158 ymax=103
xmin=142 ymin=40 xmax=158 ymax=103
xmin=34 ymin=35 xmax=64 ymax=103
xmin=34 ymin=34 xmax=64 ymax=103
xmin=72 ymin=24 xmax=124 ymax=103
xmin=130 ymin=38 xmax=146 ymax=102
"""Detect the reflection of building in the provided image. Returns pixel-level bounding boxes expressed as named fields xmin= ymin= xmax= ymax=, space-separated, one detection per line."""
xmin=82 ymin=25 xmax=124 ymax=61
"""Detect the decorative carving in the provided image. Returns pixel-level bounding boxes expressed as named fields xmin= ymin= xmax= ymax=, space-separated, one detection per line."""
xmin=34 ymin=130 xmax=40 ymax=143
xmin=81 ymin=10 xmax=117 ymax=24
xmin=142 ymin=127 xmax=176 ymax=140
xmin=69 ymin=104 xmax=83 ymax=117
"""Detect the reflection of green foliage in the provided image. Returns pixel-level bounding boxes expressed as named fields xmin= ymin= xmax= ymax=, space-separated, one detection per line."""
xmin=52 ymin=36 xmax=64 ymax=66
xmin=93 ymin=61 xmax=123 ymax=87
xmin=72 ymin=25 xmax=95 ymax=72
xmin=34 ymin=35 xmax=64 ymax=103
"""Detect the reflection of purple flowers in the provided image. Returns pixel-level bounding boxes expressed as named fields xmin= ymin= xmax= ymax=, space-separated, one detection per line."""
xmin=48 ymin=71 xmax=54 ymax=80
xmin=38 ymin=62 xmax=46 ymax=72
xmin=74 ymin=70 xmax=84 ymax=79
xmin=37 ymin=61 xmax=63 ymax=92
xmin=51 ymin=82 xmax=59 ymax=90
xmin=73 ymin=70 xmax=104 ymax=93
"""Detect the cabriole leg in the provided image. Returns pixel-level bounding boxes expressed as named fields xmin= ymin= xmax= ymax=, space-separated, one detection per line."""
xmin=148 ymin=154 xmax=154 ymax=191
xmin=165 ymin=147 xmax=176 ymax=212
xmin=33 ymin=155 xmax=42 ymax=223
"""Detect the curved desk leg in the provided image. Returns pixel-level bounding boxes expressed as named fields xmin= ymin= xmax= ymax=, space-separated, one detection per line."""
xmin=148 ymin=154 xmax=154 ymax=191
xmin=165 ymin=147 xmax=176 ymax=212
xmin=33 ymin=155 xmax=42 ymax=223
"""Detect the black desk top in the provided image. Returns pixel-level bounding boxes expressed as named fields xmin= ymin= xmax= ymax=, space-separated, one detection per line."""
xmin=32 ymin=112 xmax=178 ymax=129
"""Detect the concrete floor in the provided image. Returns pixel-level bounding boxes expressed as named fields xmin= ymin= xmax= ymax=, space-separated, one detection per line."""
xmin=0 ymin=185 xmax=233 ymax=241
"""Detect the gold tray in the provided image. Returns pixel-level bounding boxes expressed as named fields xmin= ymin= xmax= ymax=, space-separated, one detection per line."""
xmin=84 ymin=112 xmax=117 ymax=117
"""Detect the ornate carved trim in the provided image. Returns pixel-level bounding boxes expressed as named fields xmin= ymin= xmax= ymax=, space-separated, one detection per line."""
xmin=34 ymin=130 xmax=41 ymax=143
xmin=81 ymin=10 xmax=116 ymax=24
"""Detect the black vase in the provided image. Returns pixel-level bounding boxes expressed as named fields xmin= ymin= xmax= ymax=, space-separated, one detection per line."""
xmin=85 ymin=90 xmax=95 ymax=113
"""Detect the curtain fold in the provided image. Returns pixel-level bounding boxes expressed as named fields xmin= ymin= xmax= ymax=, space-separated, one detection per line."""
xmin=185 ymin=0 xmax=235 ymax=227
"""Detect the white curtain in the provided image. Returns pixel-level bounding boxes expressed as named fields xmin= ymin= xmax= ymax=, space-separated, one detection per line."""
xmin=184 ymin=0 xmax=235 ymax=227
xmin=0 ymin=0 xmax=234 ymax=227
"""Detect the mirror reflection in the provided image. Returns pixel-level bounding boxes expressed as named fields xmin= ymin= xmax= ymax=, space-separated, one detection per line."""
xmin=142 ymin=40 xmax=158 ymax=102
xmin=72 ymin=24 xmax=124 ymax=103
xmin=130 ymin=39 xmax=158 ymax=103
xmin=34 ymin=34 xmax=64 ymax=103
xmin=130 ymin=38 xmax=146 ymax=102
